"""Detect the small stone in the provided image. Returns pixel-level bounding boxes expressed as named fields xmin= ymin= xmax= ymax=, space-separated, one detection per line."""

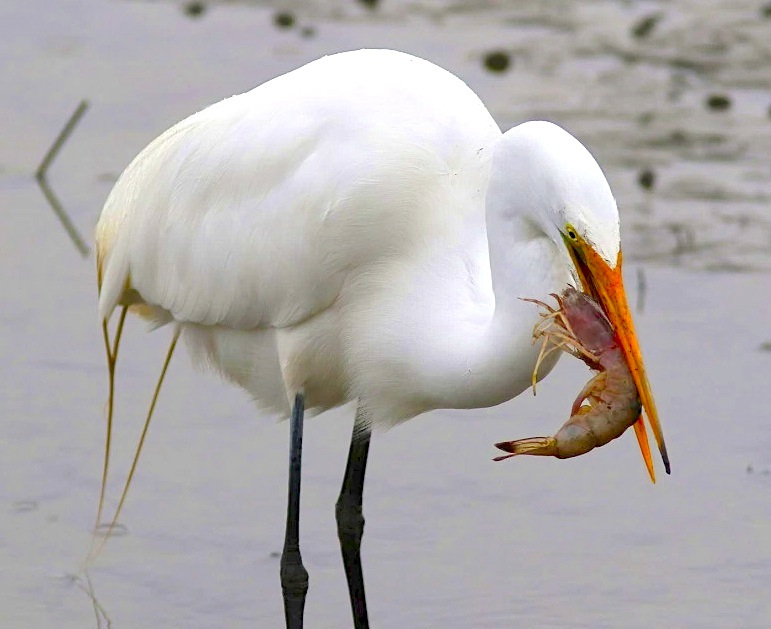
xmin=761 ymin=3 xmax=771 ymax=18
xmin=358 ymin=0 xmax=380 ymax=8
xmin=705 ymin=94 xmax=731 ymax=111
xmin=747 ymin=464 xmax=754 ymax=474
xmin=638 ymin=168 xmax=656 ymax=191
xmin=183 ymin=1 xmax=206 ymax=18
xmin=483 ymin=50 xmax=511 ymax=74
xmin=273 ymin=11 xmax=295 ymax=29
xmin=638 ymin=111 xmax=655 ymax=125
xmin=269 ymin=551 xmax=281 ymax=558
xmin=631 ymin=13 xmax=661 ymax=39
xmin=759 ymin=341 xmax=771 ymax=352
xmin=669 ymin=130 xmax=687 ymax=145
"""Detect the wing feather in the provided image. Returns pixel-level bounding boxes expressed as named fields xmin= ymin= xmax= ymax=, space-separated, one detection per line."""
xmin=96 ymin=50 xmax=500 ymax=329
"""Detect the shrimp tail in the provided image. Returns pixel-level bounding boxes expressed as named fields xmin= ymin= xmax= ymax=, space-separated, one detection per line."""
xmin=494 ymin=437 xmax=558 ymax=459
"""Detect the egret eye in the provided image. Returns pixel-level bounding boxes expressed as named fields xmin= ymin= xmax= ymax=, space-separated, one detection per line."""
xmin=566 ymin=224 xmax=578 ymax=241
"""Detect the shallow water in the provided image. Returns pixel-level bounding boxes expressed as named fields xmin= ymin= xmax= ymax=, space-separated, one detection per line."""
xmin=1 ymin=0 xmax=770 ymax=627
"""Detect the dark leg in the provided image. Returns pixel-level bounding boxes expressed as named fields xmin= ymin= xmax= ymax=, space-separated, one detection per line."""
xmin=336 ymin=406 xmax=372 ymax=628
xmin=281 ymin=394 xmax=309 ymax=628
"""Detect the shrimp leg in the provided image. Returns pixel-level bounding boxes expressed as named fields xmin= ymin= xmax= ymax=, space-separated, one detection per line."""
xmin=570 ymin=371 xmax=606 ymax=416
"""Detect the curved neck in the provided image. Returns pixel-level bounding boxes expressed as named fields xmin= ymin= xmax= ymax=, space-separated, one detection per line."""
xmin=422 ymin=182 xmax=569 ymax=412
xmin=418 ymin=123 xmax=618 ymax=412
xmin=468 ymin=207 xmax=567 ymax=407
xmin=388 ymin=134 xmax=574 ymax=415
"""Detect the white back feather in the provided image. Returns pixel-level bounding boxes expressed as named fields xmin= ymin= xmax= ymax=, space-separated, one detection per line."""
xmin=97 ymin=50 xmax=500 ymax=331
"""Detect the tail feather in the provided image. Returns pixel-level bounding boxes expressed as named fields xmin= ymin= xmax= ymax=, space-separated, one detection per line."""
xmin=97 ymin=232 xmax=131 ymax=323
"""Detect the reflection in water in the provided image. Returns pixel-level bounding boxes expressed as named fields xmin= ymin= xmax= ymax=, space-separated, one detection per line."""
xmin=34 ymin=100 xmax=90 ymax=257
xmin=35 ymin=176 xmax=90 ymax=257
xmin=635 ymin=267 xmax=647 ymax=314
xmin=66 ymin=572 xmax=113 ymax=629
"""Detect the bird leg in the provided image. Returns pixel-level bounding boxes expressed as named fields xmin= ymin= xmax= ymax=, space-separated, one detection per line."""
xmin=281 ymin=393 xmax=309 ymax=628
xmin=336 ymin=407 xmax=371 ymax=629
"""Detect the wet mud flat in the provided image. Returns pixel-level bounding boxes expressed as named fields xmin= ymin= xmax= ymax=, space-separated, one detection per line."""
xmin=0 ymin=0 xmax=769 ymax=627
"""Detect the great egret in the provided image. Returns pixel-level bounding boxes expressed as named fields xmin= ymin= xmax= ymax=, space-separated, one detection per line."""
xmin=93 ymin=49 xmax=669 ymax=629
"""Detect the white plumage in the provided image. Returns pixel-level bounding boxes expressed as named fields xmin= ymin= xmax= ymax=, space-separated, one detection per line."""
xmin=96 ymin=49 xmax=620 ymax=428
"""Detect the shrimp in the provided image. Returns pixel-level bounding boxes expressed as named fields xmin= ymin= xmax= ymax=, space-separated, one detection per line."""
xmin=494 ymin=287 xmax=641 ymax=461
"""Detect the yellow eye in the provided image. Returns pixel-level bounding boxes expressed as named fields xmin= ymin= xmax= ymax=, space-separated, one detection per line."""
xmin=566 ymin=224 xmax=578 ymax=241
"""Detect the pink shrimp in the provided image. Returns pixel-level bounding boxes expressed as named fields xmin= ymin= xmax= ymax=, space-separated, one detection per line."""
xmin=494 ymin=287 xmax=641 ymax=461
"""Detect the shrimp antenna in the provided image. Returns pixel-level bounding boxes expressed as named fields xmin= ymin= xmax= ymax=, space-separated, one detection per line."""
xmin=531 ymin=338 xmax=572 ymax=394
xmin=92 ymin=307 xmax=128 ymax=540
xmin=86 ymin=327 xmax=180 ymax=565
xmin=520 ymin=296 xmax=557 ymax=314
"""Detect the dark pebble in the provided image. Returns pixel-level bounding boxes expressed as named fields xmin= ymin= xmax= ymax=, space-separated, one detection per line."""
xmin=274 ymin=11 xmax=295 ymax=29
xmin=638 ymin=111 xmax=655 ymax=125
xmin=638 ymin=168 xmax=656 ymax=191
xmin=358 ymin=0 xmax=380 ymax=8
xmin=631 ymin=13 xmax=661 ymax=39
xmin=483 ymin=50 xmax=511 ymax=74
xmin=669 ymin=130 xmax=688 ymax=145
xmin=269 ymin=550 xmax=281 ymax=558
xmin=705 ymin=94 xmax=731 ymax=111
xmin=762 ymin=3 xmax=771 ymax=18
xmin=759 ymin=341 xmax=771 ymax=352
xmin=183 ymin=1 xmax=206 ymax=18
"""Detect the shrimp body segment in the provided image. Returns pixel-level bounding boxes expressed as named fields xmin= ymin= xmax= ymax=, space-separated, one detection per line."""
xmin=495 ymin=287 xmax=641 ymax=461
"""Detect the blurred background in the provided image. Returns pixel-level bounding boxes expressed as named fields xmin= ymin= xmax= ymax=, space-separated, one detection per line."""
xmin=0 ymin=1 xmax=769 ymax=627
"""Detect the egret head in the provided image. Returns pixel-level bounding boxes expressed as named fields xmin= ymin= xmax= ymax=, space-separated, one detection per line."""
xmin=491 ymin=120 xmax=619 ymax=266
xmin=491 ymin=120 xmax=669 ymax=481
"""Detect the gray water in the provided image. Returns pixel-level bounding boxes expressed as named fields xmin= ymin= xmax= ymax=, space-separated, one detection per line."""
xmin=1 ymin=0 xmax=770 ymax=627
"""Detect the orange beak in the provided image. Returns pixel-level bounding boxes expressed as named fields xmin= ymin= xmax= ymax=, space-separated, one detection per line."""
xmin=564 ymin=234 xmax=670 ymax=483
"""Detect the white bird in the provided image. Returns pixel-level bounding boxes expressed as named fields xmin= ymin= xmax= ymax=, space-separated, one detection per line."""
xmin=93 ymin=49 xmax=668 ymax=629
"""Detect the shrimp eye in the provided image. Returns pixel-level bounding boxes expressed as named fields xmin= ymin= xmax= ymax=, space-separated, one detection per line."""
xmin=565 ymin=224 xmax=578 ymax=241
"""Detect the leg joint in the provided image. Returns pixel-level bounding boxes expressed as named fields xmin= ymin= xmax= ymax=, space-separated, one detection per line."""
xmin=336 ymin=495 xmax=365 ymax=544
xmin=280 ymin=548 xmax=309 ymax=597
